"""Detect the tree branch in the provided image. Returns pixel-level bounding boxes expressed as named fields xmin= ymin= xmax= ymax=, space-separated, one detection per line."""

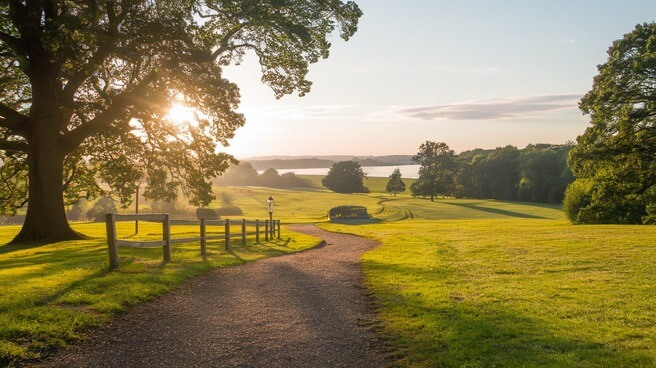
xmin=61 ymin=71 xmax=158 ymax=150
xmin=0 ymin=140 xmax=28 ymax=152
xmin=0 ymin=31 xmax=27 ymax=56
xmin=61 ymin=6 xmax=128 ymax=104
xmin=63 ymin=164 xmax=77 ymax=191
xmin=210 ymin=23 xmax=249 ymax=60
xmin=0 ymin=103 xmax=28 ymax=133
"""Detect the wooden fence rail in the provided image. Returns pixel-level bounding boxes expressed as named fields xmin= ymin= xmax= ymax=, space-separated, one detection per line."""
xmin=105 ymin=213 xmax=281 ymax=270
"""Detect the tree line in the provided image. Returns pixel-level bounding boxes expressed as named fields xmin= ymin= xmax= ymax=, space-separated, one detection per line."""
xmin=399 ymin=142 xmax=574 ymax=204
xmin=215 ymin=162 xmax=312 ymax=188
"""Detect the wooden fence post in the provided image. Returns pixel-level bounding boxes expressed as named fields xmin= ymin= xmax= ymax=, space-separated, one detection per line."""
xmin=200 ymin=219 xmax=207 ymax=261
xmin=270 ymin=219 xmax=275 ymax=239
xmin=242 ymin=219 xmax=246 ymax=245
xmin=255 ymin=220 xmax=260 ymax=243
xmin=106 ymin=213 xmax=119 ymax=270
xmin=277 ymin=220 xmax=281 ymax=239
xmin=265 ymin=220 xmax=269 ymax=241
xmin=225 ymin=219 xmax=231 ymax=251
xmin=163 ymin=214 xmax=171 ymax=263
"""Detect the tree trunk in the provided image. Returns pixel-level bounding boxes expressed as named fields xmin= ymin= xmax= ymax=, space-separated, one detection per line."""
xmin=11 ymin=138 xmax=83 ymax=243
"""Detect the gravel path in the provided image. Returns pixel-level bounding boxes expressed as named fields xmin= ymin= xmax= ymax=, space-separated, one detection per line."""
xmin=36 ymin=224 xmax=392 ymax=368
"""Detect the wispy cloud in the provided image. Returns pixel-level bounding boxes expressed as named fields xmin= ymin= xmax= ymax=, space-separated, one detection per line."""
xmin=347 ymin=64 xmax=502 ymax=74
xmin=238 ymin=104 xmax=366 ymax=121
xmin=561 ymin=38 xmax=577 ymax=44
xmin=397 ymin=94 xmax=582 ymax=121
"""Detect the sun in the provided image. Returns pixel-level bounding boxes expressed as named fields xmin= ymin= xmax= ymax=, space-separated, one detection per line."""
xmin=166 ymin=103 xmax=195 ymax=125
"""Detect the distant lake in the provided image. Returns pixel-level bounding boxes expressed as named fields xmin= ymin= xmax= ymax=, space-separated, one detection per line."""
xmin=259 ymin=165 xmax=421 ymax=179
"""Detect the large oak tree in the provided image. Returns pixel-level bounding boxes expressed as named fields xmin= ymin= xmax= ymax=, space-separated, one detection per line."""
xmin=566 ymin=23 xmax=656 ymax=224
xmin=0 ymin=0 xmax=361 ymax=242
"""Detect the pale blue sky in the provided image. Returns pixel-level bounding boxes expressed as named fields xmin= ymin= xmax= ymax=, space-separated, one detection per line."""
xmin=223 ymin=1 xmax=656 ymax=158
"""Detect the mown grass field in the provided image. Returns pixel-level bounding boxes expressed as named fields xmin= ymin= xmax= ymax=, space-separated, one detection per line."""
xmin=2 ymin=174 xmax=655 ymax=367
xmin=211 ymin=175 xmax=395 ymax=222
xmin=322 ymin=197 xmax=656 ymax=367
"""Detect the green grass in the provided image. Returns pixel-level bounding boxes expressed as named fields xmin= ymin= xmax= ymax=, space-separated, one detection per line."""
xmin=3 ymin=178 xmax=656 ymax=367
xmin=324 ymin=217 xmax=656 ymax=367
xmin=0 ymin=221 xmax=320 ymax=365
xmin=212 ymin=184 xmax=384 ymax=223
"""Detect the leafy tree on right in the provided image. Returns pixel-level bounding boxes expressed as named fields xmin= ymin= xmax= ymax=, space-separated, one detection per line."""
xmin=565 ymin=23 xmax=656 ymax=224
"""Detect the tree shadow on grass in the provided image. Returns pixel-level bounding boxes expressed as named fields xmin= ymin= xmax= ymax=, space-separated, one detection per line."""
xmin=0 ymin=239 xmax=76 ymax=255
xmin=442 ymin=201 xmax=547 ymax=219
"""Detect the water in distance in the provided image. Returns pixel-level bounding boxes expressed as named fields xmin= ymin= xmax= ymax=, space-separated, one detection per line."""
xmin=259 ymin=165 xmax=420 ymax=179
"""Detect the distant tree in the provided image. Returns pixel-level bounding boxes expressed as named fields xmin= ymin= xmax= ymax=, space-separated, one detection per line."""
xmin=386 ymin=168 xmax=406 ymax=196
xmin=566 ymin=23 xmax=656 ymax=224
xmin=85 ymin=196 xmax=118 ymax=222
xmin=517 ymin=144 xmax=573 ymax=203
xmin=218 ymin=163 xmax=311 ymax=188
xmin=453 ymin=152 xmax=488 ymax=199
xmin=66 ymin=198 xmax=92 ymax=222
xmin=322 ymin=161 xmax=369 ymax=193
xmin=410 ymin=141 xmax=457 ymax=201
xmin=258 ymin=168 xmax=281 ymax=185
xmin=278 ymin=172 xmax=312 ymax=188
xmin=474 ymin=146 xmax=520 ymax=201
xmin=221 ymin=163 xmax=259 ymax=186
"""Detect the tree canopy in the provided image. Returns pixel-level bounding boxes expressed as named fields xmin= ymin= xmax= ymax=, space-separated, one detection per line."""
xmin=565 ymin=23 xmax=656 ymax=224
xmin=410 ymin=141 xmax=457 ymax=201
xmin=322 ymin=160 xmax=368 ymax=193
xmin=0 ymin=0 xmax=362 ymax=242
xmin=385 ymin=168 xmax=405 ymax=196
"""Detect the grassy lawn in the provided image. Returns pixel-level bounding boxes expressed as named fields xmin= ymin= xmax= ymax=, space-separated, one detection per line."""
xmin=3 ymin=177 xmax=656 ymax=367
xmin=212 ymin=176 xmax=392 ymax=223
xmin=0 ymin=221 xmax=320 ymax=365
xmin=324 ymin=208 xmax=656 ymax=367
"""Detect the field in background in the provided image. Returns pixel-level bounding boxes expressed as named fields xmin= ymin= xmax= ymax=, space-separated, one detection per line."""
xmin=2 ymin=175 xmax=655 ymax=367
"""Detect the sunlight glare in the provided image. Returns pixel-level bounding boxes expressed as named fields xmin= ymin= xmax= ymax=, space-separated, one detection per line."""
xmin=167 ymin=103 xmax=196 ymax=125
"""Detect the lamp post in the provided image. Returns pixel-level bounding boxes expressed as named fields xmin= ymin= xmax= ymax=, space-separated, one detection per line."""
xmin=134 ymin=172 xmax=143 ymax=234
xmin=267 ymin=196 xmax=275 ymax=239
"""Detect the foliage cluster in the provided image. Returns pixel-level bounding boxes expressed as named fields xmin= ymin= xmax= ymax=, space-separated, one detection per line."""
xmin=410 ymin=141 xmax=573 ymax=203
xmin=216 ymin=162 xmax=312 ymax=188
xmin=410 ymin=141 xmax=457 ymax=200
xmin=385 ymin=168 xmax=406 ymax=196
xmin=564 ymin=23 xmax=656 ymax=224
xmin=322 ymin=161 xmax=369 ymax=193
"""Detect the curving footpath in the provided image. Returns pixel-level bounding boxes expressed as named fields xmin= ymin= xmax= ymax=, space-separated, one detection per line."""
xmin=37 ymin=224 xmax=392 ymax=368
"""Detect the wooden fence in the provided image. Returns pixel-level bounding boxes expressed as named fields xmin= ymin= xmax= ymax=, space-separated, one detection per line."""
xmin=105 ymin=213 xmax=281 ymax=270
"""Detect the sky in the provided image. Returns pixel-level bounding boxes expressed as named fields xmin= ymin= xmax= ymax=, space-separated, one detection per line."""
xmin=221 ymin=0 xmax=656 ymax=159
